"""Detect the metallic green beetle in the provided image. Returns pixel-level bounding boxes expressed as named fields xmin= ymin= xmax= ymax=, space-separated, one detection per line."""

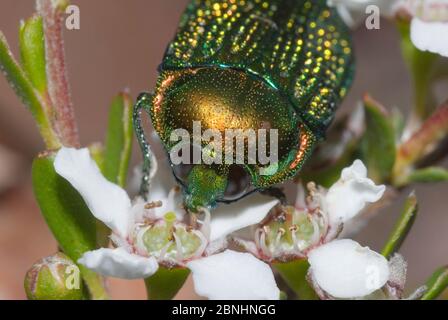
xmin=134 ymin=0 xmax=354 ymax=211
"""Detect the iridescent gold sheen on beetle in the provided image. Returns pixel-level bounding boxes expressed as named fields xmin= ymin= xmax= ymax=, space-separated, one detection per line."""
xmin=134 ymin=0 xmax=354 ymax=211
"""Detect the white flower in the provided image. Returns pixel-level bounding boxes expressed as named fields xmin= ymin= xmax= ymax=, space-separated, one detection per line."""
xmin=54 ymin=147 xmax=280 ymax=299
xmin=207 ymin=194 xmax=280 ymax=242
xmin=403 ymin=0 xmax=448 ymax=57
xmin=78 ymin=247 xmax=159 ymax=279
xmin=410 ymin=18 xmax=448 ymax=58
xmin=329 ymin=0 xmax=448 ymax=57
xmin=232 ymin=160 xmax=385 ymax=262
xmin=54 ymin=147 xmax=133 ymax=238
xmin=323 ymin=159 xmax=385 ymax=227
xmin=187 ymin=250 xmax=280 ymax=300
xmin=308 ymin=239 xmax=390 ymax=298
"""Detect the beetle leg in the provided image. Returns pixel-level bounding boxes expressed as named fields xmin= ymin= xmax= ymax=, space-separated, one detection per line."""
xmin=133 ymin=92 xmax=154 ymax=199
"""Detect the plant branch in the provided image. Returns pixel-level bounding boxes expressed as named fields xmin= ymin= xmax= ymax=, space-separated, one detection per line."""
xmin=37 ymin=0 xmax=79 ymax=147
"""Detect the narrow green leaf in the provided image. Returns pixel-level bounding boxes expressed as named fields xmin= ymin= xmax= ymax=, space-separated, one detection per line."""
xmin=32 ymin=154 xmax=108 ymax=299
xmin=360 ymin=95 xmax=396 ymax=183
xmin=397 ymin=20 xmax=438 ymax=119
xmin=145 ymin=267 xmax=190 ymax=300
xmin=421 ymin=266 xmax=448 ymax=300
xmin=19 ymin=15 xmax=47 ymax=94
xmin=381 ymin=193 xmax=418 ymax=259
xmin=407 ymin=167 xmax=448 ymax=183
xmin=279 ymin=291 xmax=288 ymax=300
xmin=274 ymin=260 xmax=318 ymax=300
xmin=393 ymin=103 xmax=448 ymax=187
xmin=391 ymin=108 xmax=405 ymax=141
xmin=0 ymin=32 xmax=59 ymax=149
xmin=103 ymin=93 xmax=133 ymax=187
xmin=32 ymin=154 xmax=97 ymax=260
xmin=88 ymin=143 xmax=105 ymax=171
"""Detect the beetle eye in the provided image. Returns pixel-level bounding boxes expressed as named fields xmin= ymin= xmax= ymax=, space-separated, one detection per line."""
xmin=223 ymin=165 xmax=251 ymax=201
xmin=171 ymin=142 xmax=201 ymax=184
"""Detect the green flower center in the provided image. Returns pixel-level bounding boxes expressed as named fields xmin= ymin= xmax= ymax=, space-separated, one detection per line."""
xmin=263 ymin=206 xmax=319 ymax=253
xmin=141 ymin=213 xmax=204 ymax=262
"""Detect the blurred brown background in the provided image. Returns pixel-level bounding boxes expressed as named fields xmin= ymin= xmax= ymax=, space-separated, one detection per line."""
xmin=0 ymin=0 xmax=446 ymax=300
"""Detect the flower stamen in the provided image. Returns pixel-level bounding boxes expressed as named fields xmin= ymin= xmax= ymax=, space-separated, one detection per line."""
xmin=145 ymin=201 xmax=163 ymax=209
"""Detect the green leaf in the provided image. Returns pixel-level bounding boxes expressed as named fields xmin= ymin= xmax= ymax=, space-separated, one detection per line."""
xmin=279 ymin=291 xmax=288 ymax=300
xmin=393 ymin=104 xmax=448 ymax=187
xmin=145 ymin=267 xmax=190 ymax=300
xmin=103 ymin=93 xmax=133 ymax=187
xmin=407 ymin=167 xmax=448 ymax=183
xmin=381 ymin=193 xmax=418 ymax=259
xmin=0 ymin=32 xmax=59 ymax=149
xmin=397 ymin=20 xmax=438 ymax=119
xmin=88 ymin=143 xmax=105 ymax=171
xmin=32 ymin=154 xmax=108 ymax=299
xmin=421 ymin=266 xmax=448 ymax=300
xmin=19 ymin=15 xmax=47 ymax=94
xmin=391 ymin=108 xmax=405 ymax=141
xmin=274 ymin=260 xmax=318 ymax=300
xmin=360 ymin=95 xmax=396 ymax=183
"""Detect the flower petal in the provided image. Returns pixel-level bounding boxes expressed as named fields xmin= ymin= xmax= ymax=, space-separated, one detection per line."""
xmin=78 ymin=247 xmax=158 ymax=279
xmin=308 ymin=239 xmax=389 ymax=298
xmin=209 ymin=193 xmax=279 ymax=242
xmin=325 ymin=160 xmax=385 ymax=225
xmin=187 ymin=250 xmax=280 ymax=300
xmin=411 ymin=18 xmax=448 ymax=58
xmin=147 ymin=153 xmax=178 ymax=203
xmin=54 ymin=147 xmax=131 ymax=237
xmin=153 ymin=186 xmax=185 ymax=220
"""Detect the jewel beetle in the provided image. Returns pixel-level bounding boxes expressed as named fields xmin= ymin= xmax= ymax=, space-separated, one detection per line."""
xmin=134 ymin=0 xmax=354 ymax=211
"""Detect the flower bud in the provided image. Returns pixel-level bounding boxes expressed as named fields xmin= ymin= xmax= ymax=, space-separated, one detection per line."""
xmin=24 ymin=253 xmax=83 ymax=300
